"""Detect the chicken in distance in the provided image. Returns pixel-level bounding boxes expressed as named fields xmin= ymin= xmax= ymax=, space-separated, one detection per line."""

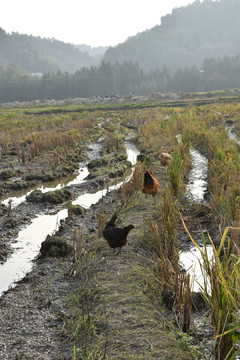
xmin=159 ymin=148 xmax=174 ymax=167
xmin=142 ymin=169 xmax=161 ymax=203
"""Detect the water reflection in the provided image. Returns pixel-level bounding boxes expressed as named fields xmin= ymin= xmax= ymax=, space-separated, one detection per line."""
xmin=186 ymin=148 xmax=208 ymax=203
xmin=179 ymin=245 xmax=213 ymax=293
xmin=182 ymin=126 xmax=240 ymax=291
xmin=1 ymin=165 xmax=89 ymax=208
xmin=72 ymin=141 xmax=139 ymax=209
xmin=1 ymin=141 xmax=102 ymax=208
xmin=226 ymin=124 xmax=240 ymax=146
xmin=125 ymin=142 xmax=139 ymax=165
xmin=0 ymin=138 xmax=139 ymax=295
xmin=0 ymin=209 xmax=68 ymax=295
xmin=181 ymin=147 xmax=209 ymax=292
xmin=73 ymin=173 xmax=133 ymax=209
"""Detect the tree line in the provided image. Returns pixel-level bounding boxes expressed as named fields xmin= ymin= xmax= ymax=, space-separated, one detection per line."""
xmin=1 ymin=55 xmax=240 ymax=103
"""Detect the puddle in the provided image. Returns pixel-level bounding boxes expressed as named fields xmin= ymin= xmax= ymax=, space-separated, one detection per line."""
xmin=0 ymin=209 xmax=68 ymax=295
xmin=181 ymin=147 xmax=210 ymax=292
xmin=1 ymin=142 xmax=101 ymax=208
xmin=185 ymin=148 xmax=208 ymax=203
xmin=1 ymin=165 xmax=89 ymax=208
xmin=72 ymin=140 xmax=139 ymax=209
xmin=125 ymin=142 xmax=139 ymax=165
xmin=181 ymin=122 xmax=240 ymax=294
xmin=226 ymin=124 xmax=240 ymax=146
xmin=0 ymin=137 xmax=139 ymax=295
xmin=181 ymin=123 xmax=240 ymax=294
xmin=72 ymin=172 xmax=133 ymax=209
xmin=179 ymin=245 xmax=213 ymax=292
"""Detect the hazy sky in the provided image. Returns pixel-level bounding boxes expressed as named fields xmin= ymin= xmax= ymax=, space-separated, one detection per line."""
xmin=0 ymin=0 xmax=197 ymax=47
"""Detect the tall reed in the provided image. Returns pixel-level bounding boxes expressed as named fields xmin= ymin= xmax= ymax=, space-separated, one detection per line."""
xmin=73 ymin=228 xmax=85 ymax=262
xmin=145 ymin=216 xmax=175 ymax=296
xmin=121 ymin=161 xmax=145 ymax=205
xmin=174 ymin=268 xmax=192 ymax=334
xmin=168 ymin=150 xmax=183 ymax=196
xmin=146 ymin=214 xmax=193 ymax=333
xmin=160 ymin=187 xmax=178 ymax=259
xmin=98 ymin=213 xmax=107 ymax=239
xmin=201 ymin=231 xmax=239 ymax=360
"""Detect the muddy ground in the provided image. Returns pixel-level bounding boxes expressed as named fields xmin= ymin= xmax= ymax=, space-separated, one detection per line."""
xmin=0 ymin=134 xmax=219 ymax=359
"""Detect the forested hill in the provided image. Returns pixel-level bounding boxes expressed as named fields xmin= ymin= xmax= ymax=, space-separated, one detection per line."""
xmin=0 ymin=29 xmax=100 ymax=73
xmin=2 ymin=0 xmax=240 ymax=76
xmin=103 ymin=0 xmax=240 ymax=71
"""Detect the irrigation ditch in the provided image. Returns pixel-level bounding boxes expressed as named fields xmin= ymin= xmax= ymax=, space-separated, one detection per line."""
xmin=0 ymin=133 xmax=139 ymax=295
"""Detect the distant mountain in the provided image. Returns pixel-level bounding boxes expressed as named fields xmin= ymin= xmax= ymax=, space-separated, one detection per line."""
xmin=0 ymin=28 xmax=100 ymax=73
xmin=103 ymin=0 xmax=240 ymax=71
xmin=75 ymin=44 xmax=109 ymax=57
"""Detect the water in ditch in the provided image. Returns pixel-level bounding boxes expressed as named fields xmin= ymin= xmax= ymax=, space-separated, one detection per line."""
xmin=179 ymin=147 xmax=212 ymax=292
xmin=0 ymin=138 xmax=139 ymax=295
xmin=1 ymin=142 xmax=102 ymax=209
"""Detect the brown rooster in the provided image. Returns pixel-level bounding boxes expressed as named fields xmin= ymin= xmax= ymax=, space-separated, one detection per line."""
xmin=103 ymin=213 xmax=134 ymax=255
xmin=142 ymin=169 xmax=160 ymax=203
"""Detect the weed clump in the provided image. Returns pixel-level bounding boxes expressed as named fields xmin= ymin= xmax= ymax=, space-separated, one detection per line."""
xmin=40 ymin=235 xmax=72 ymax=258
xmin=26 ymin=188 xmax=72 ymax=204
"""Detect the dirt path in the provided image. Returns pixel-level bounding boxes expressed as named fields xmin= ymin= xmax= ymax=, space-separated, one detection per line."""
xmin=57 ymin=184 xmax=194 ymax=360
xmin=93 ymin=201 xmax=189 ymax=360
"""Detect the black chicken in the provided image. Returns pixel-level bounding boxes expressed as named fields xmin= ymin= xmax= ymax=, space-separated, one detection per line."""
xmin=103 ymin=213 xmax=134 ymax=255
